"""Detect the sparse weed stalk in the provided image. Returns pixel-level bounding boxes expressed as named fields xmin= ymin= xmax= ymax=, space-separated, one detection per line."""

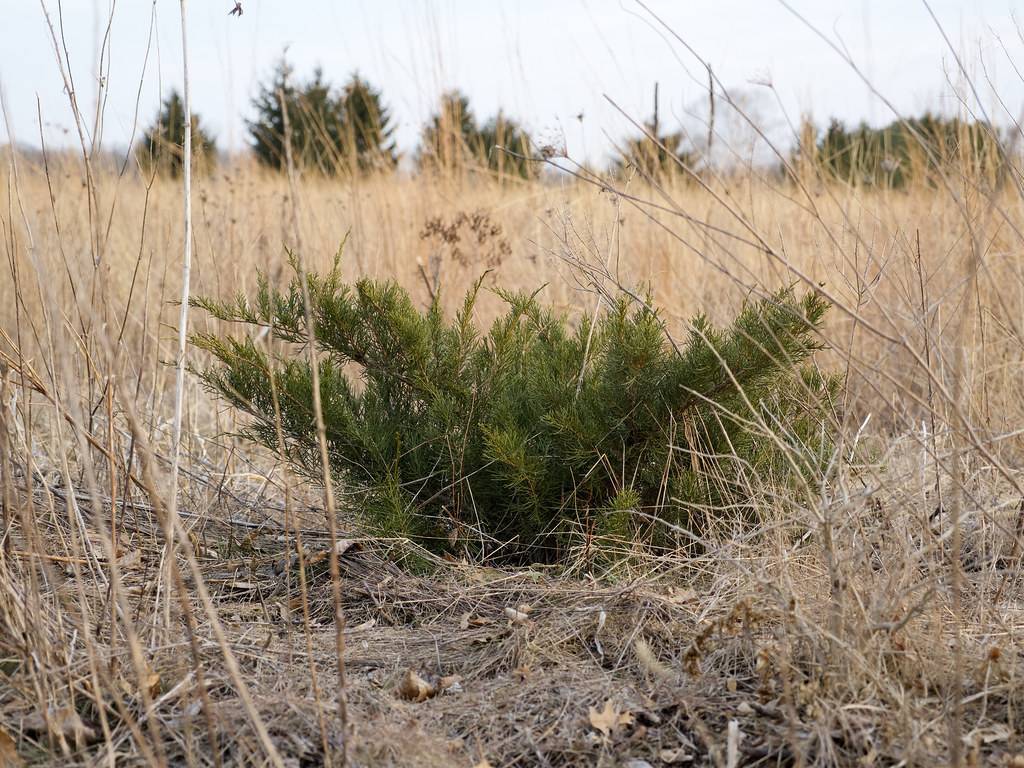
xmin=192 ymin=259 xmax=838 ymax=564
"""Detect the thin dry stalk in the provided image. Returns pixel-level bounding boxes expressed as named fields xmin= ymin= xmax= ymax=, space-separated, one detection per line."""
xmin=167 ymin=0 xmax=194 ymax=538
xmin=279 ymin=85 xmax=351 ymax=767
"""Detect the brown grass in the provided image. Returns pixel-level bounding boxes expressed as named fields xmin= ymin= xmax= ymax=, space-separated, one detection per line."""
xmin=2 ymin=143 xmax=1024 ymax=767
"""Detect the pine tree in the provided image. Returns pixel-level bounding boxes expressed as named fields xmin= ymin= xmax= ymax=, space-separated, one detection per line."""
xmin=809 ymin=113 xmax=1002 ymax=188
xmin=612 ymin=85 xmax=695 ymax=181
xmin=192 ymin=262 xmax=838 ymax=565
xmin=613 ymin=123 xmax=693 ymax=179
xmin=419 ymin=90 xmax=477 ymax=173
xmin=249 ymin=59 xmax=345 ymax=173
xmin=248 ymin=59 xmax=396 ymax=175
xmin=137 ymin=90 xmax=216 ymax=176
xmin=338 ymin=73 xmax=397 ymax=172
xmin=419 ymin=90 xmax=535 ymax=180
xmin=477 ymin=112 xmax=534 ymax=179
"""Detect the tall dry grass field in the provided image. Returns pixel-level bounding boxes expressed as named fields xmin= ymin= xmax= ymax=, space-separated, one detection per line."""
xmin=2 ymin=83 xmax=1024 ymax=767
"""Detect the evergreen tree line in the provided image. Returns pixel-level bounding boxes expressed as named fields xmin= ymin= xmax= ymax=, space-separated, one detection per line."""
xmin=138 ymin=56 xmax=1007 ymax=186
xmin=138 ymin=57 xmax=537 ymax=180
xmin=796 ymin=114 xmax=1004 ymax=188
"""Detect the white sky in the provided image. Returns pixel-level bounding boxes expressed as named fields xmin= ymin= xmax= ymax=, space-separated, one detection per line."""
xmin=1 ymin=1 xmax=1022 ymax=164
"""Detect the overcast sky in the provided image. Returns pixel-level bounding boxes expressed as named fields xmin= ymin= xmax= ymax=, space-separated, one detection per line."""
xmin=1 ymin=1 xmax=1022 ymax=164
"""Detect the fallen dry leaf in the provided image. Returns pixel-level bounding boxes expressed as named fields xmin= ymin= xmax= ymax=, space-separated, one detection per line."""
xmin=668 ymin=586 xmax=698 ymax=604
xmin=658 ymin=747 xmax=693 ymax=764
xmin=23 ymin=711 xmax=47 ymax=733
xmin=588 ymin=699 xmax=634 ymax=738
xmin=966 ymin=723 xmax=1012 ymax=745
xmin=0 ymin=728 xmax=22 ymax=768
xmin=116 ymin=549 xmax=142 ymax=569
xmin=438 ymin=674 xmax=463 ymax=693
xmin=397 ymin=670 xmax=435 ymax=702
xmin=333 ymin=538 xmax=357 ymax=556
xmin=504 ymin=606 xmax=530 ymax=624
xmin=58 ymin=709 xmax=97 ymax=745
xmin=24 ymin=707 xmax=97 ymax=746
xmin=466 ymin=567 xmax=507 ymax=584
xmin=459 ymin=612 xmax=493 ymax=629
xmin=344 ymin=618 xmax=376 ymax=634
xmin=144 ymin=669 xmax=161 ymax=698
xmin=308 ymin=539 xmax=358 ymax=566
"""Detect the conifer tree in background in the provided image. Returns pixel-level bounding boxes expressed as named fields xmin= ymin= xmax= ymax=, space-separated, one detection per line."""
xmin=192 ymin=262 xmax=838 ymax=565
xmin=419 ymin=90 xmax=535 ymax=180
xmin=807 ymin=113 xmax=1002 ymax=187
xmin=477 ymin=111 xmax=534 ymax=179
xmin=137 ymin=90 xmax=216 ymax=176
xmin=338 ymin=73 xmax=398 ymax=172
xmin=612 ymin=85 xmax=695 ymax=181
xmin=419 ymin=90 xmax=477 ymax=173
xmin=613 ymin=123 xmax=693 ymax=179
xmin=248 ymin=58 xmax=395 ymax=175
xmin=249 ymin=59 xmax=345 ymax=173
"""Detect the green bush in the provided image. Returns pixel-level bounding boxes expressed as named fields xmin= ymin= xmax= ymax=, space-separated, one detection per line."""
xmin=192 ymin=260 xmax=838 ymax=564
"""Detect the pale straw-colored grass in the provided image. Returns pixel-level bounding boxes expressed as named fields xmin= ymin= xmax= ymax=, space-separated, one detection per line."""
xmin=3 ymin=22 xmax=1024 ymax=756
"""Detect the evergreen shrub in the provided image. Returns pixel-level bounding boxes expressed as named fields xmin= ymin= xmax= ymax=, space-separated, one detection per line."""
xmin=192 ymin=259 xmax=838 ymax=564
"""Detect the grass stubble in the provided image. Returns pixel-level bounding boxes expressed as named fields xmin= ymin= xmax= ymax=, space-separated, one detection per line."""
xmin=2 ymin=3 xmax=1024 ymax=766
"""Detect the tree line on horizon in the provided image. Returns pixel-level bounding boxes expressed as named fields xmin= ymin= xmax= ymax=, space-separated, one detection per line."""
xmin=138 ymin=56 xmax=538 ymax=181
xmin=137 ymin=56 xmax=1006 ymax=187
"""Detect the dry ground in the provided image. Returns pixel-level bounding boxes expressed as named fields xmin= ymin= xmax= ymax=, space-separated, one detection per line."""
xmin=2 ymin=155 xmax=1024 ymax=765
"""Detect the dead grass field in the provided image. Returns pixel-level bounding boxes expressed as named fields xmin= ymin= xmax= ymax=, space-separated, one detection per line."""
xmin=2 ymin=152 xmax=1024 ymax=766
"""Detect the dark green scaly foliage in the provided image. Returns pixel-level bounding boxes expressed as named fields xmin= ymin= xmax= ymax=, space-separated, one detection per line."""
xmin=249 ymin=59 xmax=396 ymax=174
xmin=137 ymin=90 xmax=216 ymax=177
xmin=192 ymin=259 xmax=838 ymax=564
xmin=807 ymin=113 xmax=1003 ymax=187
